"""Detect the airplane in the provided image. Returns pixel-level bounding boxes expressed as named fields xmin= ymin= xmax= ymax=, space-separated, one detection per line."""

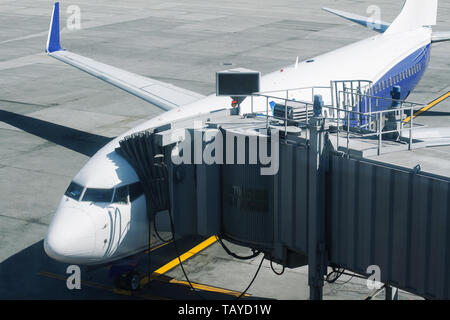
xmin=34 ymin=0 xmax=449 ymax=290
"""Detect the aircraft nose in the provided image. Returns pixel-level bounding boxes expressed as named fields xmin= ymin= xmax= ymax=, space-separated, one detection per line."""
xmin=44 ymin=206 xmax=96 ymax=264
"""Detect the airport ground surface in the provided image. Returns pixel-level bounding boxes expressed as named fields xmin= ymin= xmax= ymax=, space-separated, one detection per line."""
xmin=0 ymin=0 xmax=449 ymax=300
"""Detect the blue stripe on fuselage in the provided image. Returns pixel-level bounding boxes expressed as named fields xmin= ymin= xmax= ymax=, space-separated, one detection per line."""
xmin=352 ymin=43 xmax=431 ymax=127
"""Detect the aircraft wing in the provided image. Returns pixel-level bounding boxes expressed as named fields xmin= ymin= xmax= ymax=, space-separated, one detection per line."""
xmin=322 ymin=7 xmax=390 ymax=33
xmin=46 ymin=3 xmax=205 ymax=112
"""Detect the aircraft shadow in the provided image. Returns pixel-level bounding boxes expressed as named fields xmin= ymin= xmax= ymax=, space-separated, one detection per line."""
xmin=0 ymin=237 xmax=268 ymax=300
xmin=0 ymin=110 xmax=113 ymax=157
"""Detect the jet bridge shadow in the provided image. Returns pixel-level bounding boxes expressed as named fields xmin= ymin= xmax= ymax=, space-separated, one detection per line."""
xmin=0 ymin=237 xmax=267 ymax=300
xmin=0 ymin=109 xmax=113 ymax=157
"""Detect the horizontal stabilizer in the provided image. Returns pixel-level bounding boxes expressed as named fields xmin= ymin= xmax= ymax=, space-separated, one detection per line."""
xmin=432 ymin=31 xmax=450 ymax=43
xmin=322 ymin=7 xmax=390 ymax=33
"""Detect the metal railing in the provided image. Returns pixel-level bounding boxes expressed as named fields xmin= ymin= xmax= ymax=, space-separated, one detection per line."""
xmin=250 ymin=92 xmax=314 ymax=139
xmin=323 ymin=99 xmax=424 ymax=155
xmin=246 ymin=80 xmax=427 ymax=156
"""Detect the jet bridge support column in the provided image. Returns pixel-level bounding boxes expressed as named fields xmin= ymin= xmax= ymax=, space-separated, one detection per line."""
xmin=307 ymin=104 xmax=330 ymax=300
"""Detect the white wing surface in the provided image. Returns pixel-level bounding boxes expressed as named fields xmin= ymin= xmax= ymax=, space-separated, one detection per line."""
xmin=46 ymin=2 xmax=204 ymax=111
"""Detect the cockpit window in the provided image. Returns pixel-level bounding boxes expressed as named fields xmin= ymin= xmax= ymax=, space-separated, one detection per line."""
xmin=113 ymin=185 xmax=129 ymax=204
xmin=64 ymin=182 xmax=84 ymax=201
xmin=82 ymin=188 xmax=113 ymax=203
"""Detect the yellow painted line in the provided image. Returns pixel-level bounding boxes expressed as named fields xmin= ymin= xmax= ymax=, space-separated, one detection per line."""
xmin=38 ymin=271 xmax=110 ymax=291
xmin=145 ymin=240 xmax=172 ymax=254
xmin=37 ymin=271 xmax=167 ymax=300
xmin=168 ymin=278 xmax=250 ymax=298
xmin=140 ymin=235 xmax=217 ymax=287
xmin=39 ymin=235 xmax=245 ymax=299
xmin=141 ymin=235 xmax=250 ymax=297
xmin=153 ymin=236 xmax=217 ymax=276
xmin=404 ymin=91 xmax=450 ymax=123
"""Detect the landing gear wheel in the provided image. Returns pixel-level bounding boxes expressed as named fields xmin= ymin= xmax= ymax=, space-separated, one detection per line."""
xmin=127 ymin=271 xmax=141 ymax=291
xmin=115 ymin=271 xmax=141 ymax=291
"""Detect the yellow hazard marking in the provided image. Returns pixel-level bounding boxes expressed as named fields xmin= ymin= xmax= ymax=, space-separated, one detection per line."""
xmin=145 ymin=240 xmax=172 ymax=254
xmin=140 ymin=236 xmax=250 ymax=297
xmin=167 ymin=278 xmax=250 ymax=297
xmin=404 ymin=91 xmax=450 ymax=123
xmin=140 ymin=236 xmax=217 ymax=286
xmin=39 ymin=236 xmax=246 ymax=298
xmin=37 ymin=271 xmax=166 ymax=300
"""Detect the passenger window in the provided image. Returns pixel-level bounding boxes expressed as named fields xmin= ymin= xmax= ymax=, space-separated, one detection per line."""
xmin=65 ymin=182 xmax=84 ymax=201
xmin=113 ymin=185 xmax=129 ymax=204
xmin=83 ymin=188 xmax=113 ymax=203
xmin=130 ymin=182 xmax=144 ymax=202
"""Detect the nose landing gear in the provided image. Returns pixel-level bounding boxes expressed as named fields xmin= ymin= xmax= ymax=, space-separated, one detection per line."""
xmin=114 ymin=270 xmax=141 ymax=291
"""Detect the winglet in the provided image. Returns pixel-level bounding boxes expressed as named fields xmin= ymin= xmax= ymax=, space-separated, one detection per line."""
xmin=46 ymin=2 xmax=62 ymax=53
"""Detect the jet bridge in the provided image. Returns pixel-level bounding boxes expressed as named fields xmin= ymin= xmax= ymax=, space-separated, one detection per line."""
xmin=115 ymin=81 xmax=450 ymax=300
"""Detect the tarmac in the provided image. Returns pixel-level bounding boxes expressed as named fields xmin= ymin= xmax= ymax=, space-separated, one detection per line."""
xmin=0 ymin=0 xmax=449 ymax=300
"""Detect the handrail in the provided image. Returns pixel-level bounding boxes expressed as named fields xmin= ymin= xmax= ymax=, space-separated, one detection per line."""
xmin=254 ymin=85 xmax=331 ymax=96
xmin=248 ymin=80 xmax=427 ymax=156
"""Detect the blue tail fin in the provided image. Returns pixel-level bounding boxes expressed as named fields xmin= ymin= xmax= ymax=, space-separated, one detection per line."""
xmin=46 ymin=2 xmax=62 ymax=53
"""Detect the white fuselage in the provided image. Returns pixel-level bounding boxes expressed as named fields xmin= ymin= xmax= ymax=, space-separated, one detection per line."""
xmin=44 ymin=27 xmax=433 ymax=265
